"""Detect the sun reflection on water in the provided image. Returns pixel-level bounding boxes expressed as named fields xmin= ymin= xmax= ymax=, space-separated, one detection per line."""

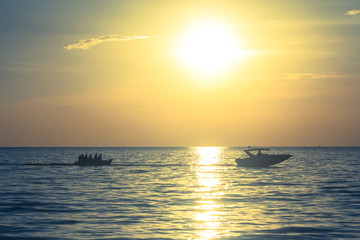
xmin=192 ymin=147 xmax=229 ymax=240
xmin=196 ymin=147 xmax=222 ymax=166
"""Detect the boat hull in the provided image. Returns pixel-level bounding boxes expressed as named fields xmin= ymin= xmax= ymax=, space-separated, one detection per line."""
xmin=74 ymin=159 xmax=113 ymax=166
xmin=235 ymin=154 xmax=291 ymax=167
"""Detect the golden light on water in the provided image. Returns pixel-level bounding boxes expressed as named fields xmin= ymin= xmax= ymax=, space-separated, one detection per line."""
xmin=193 ymin=147 xmax=228 ymax=239
xmin=196 ymin=147 xmax=223 ymax=165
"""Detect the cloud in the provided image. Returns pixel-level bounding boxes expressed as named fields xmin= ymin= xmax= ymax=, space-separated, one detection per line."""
xmin=243 ymin=72 xmax=360 ymax=83
xmin=64 ymin=35 xmax=150 ymax=50
xmin=345 ymin=9 xmax=360 ymax=15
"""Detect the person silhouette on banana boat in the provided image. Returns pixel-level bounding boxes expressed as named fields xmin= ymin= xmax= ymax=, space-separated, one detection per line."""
xmin=74 ymin=153 xmax=112 ymax=166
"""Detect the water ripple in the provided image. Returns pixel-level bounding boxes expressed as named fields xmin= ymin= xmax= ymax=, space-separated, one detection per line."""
xmin=0 ymin=147 xmax=359 ymax=239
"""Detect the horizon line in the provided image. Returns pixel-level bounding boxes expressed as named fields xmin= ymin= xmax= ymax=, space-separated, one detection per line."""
xmin=1 ymin=145 xmax=359 ymax=148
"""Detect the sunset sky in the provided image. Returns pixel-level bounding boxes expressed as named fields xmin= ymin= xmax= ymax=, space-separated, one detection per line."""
xmin=1 ymin=0 xmax=360 ymax=147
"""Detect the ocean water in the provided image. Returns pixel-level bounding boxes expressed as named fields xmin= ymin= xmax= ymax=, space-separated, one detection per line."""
xmin=0 ymin=147 xmax=359 ymax=240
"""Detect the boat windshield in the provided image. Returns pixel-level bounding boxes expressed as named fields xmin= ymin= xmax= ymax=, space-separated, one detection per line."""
xmin=244 ymin=148 xmax=270 ymax=157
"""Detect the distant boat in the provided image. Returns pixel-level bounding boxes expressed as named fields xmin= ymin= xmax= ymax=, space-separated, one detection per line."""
xmin=74 ymin=158 xmax=113 ymax=166
xmin=235 ymin=148 xmax=291 ymax=167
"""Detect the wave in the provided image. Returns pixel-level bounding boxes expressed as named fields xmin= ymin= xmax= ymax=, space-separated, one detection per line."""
xmin=2 ymin=162 xmax=236 ymax=167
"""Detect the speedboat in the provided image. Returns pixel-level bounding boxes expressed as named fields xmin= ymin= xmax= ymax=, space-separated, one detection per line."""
xmin=235 ymin=148 xmax=291 ymax=167
xmin=74 ymin=158 xmax=113 ymax=166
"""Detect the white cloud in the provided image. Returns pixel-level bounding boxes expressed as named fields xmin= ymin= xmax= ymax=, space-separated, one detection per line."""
xmin=64 ymin=35 xmax=150 ymax=50
xmin=345 ymin=9 xmax=360 ymax=15
xmin=243 ymin=72 xmax=360 ymax=83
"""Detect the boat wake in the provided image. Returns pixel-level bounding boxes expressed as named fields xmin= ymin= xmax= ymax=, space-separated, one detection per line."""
xmin=26 ymin=162 xmax=74 ymax=166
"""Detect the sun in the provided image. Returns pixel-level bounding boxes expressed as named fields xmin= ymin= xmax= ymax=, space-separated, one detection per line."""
xmin=175 ymin=20 xmax=250 ymax=77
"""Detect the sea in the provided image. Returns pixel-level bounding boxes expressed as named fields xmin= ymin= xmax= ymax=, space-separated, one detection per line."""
xmin=0 ymin=147 xmax=359 ymax=240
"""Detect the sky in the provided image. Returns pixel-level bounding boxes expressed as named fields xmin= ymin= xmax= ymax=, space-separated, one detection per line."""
xmin=0 ymin=0 xmax=360 ymax=147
